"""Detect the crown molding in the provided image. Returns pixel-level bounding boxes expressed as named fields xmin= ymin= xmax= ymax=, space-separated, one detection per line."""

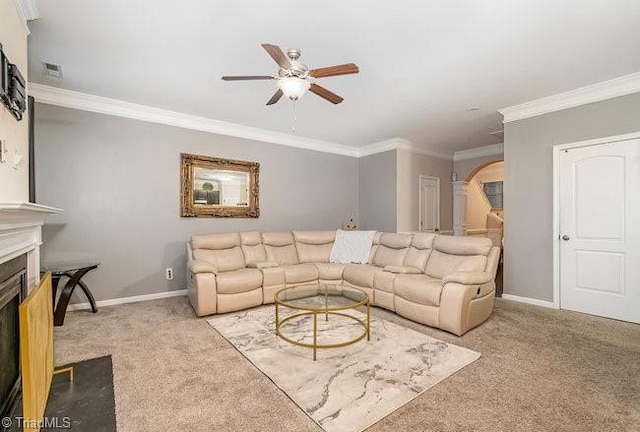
xmin=453 ymin=143 xmax=504 ymax=162
xmin=13 ymin=0 xmax=39 ymax=35
xmin=356 ymin=138 xmax=402 ymax=157
xmin=398 ymin=141 xmax=453 ymax=160
xmin=499 ymin=72 xmax=640 ymax=123
xmin=28 ymin=83 xmax=361 ymax=157
xmin=358 ymin=138 xmax=453 ymax=160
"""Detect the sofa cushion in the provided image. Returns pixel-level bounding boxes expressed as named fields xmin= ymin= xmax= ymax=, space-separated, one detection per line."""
xmin=261 ymin=267 xmax=285 ymax=288
xmin=193 ymin=247 xmax=245 ymax=272
xmin=425 ymin=250 xmax=487 ymax=280
xmin=191 ymin=232 xmax=240 ymax=250
xmin=395 ymin=274 xmax=443 ymax=307
xmin=239 ymin=231 xmax=262 ymax=245
xmin=383 ymin=265 xmax=422 ymax=274
xmin=262 ymin=231 xmax=295 ymax=246
xmin=367 ymin=232 xmax=383 ymax=264
xmin=372 ymin=233 xmax=412 ymax=267
xmin=373 ymin=270 xmax=397 ymax=293
xmin=283 ymin=263 xmax=319 ymax=284
xmin=215 ymin=268 xmax=263 ymax=294
xmin=343 ymin=264 xmax=384 ymax=288
xmin=296 ymin=243 xmax=333 ymax=263
xmin=432 ymin=235 xmax=492 ymax=256
xmin=403 ymin=233 xmax=436 ymax=271
xmin=294 ymin=231 xmax=335 ymax=264
xmin=411 ymin=232 xmax=436 ymax=249
xmin=246 ymin=261 xmax=279 ymax=269
xmin=293 ymin=230 xmax=336 ymax=245
xmin=262 ymin=232 xmax=299 ymax=265
xmin=240 ymin=231 xmax=267 ymax=264
xmin=315 ymin=263 xmax=345 ymax=281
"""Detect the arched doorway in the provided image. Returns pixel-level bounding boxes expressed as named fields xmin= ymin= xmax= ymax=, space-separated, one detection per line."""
xmin=453 ymin=159 xmax=504 ymax=296
xmin=465 ymin=161 xmax=503 ymax=239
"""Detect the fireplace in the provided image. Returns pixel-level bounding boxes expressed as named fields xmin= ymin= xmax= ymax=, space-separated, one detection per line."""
xmin=0 ymin=254 xmax=27 ymax=427
xmin=0 ymin=202 xmax=62 ymax=431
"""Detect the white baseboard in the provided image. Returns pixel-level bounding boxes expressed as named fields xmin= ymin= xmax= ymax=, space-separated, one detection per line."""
xmin=501 ymin=294 xmax=557 ymax=309
xmin=66 ymin=289 xmax=187 ymax=311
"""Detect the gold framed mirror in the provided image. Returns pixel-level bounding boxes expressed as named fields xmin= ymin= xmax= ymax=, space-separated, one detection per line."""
xmin=180 ymin=153 xmax=259 ymax=218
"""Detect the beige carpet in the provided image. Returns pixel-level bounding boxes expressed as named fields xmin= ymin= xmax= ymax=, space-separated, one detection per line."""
xmin=208 ymin=307 xmax=479 ymax=432
xmin=54 ymin=297 xmax=640 ymax=432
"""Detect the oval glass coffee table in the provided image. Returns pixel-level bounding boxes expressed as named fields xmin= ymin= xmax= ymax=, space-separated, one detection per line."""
xmin=274 ymin=284 xmax=370 ymax=360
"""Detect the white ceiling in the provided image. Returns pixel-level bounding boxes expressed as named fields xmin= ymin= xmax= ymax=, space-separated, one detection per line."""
xmin=26 ymin=0 xmax=640 ymax=152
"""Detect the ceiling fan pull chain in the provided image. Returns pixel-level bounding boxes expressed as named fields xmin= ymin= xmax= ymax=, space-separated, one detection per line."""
xmin=292 ymin=99 xmax=298 ymax=133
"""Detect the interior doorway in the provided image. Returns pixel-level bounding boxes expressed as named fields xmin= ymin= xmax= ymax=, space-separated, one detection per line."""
xmin=555 ymin=135 xmax=640 ymax=323
xmin=460 ymin=159 xmax=504 ymax=297
xmin=465 ymin=161 xmax=504 ymax=244
xmin=418 ymin=175 xmax=440 ymax=232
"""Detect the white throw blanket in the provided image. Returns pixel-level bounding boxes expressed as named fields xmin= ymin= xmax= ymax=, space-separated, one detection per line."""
xmin=329 ymin=229 xmax=377 ymax=264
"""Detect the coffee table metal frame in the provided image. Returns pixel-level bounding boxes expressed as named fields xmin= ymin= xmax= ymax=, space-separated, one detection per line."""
xmin=274 ymin=284 xmax=370 ymax=360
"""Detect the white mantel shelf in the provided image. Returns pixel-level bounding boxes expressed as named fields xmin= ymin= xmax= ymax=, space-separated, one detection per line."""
xmin=0 ymin=202 xmax=62 ymax=227
xmin=0 ymin=202 xmax=63 ymax=214
xmin=0 ymin=202 xmax=62 ymax=293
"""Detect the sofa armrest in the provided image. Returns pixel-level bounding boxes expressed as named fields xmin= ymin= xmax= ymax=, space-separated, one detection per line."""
xmin=247 ymin=261 xmax=279 ymax=269
xmin=383 ymin=265 xmax=422 ymax=274
xmin=442 ymin=271 xmax=493 ymax=285
xmin=188 ymin=260 xmax=218 ymax=275
xmin=187 ymin=262 xmax=218 ymax=317
xmin=438 ymin=272 xmax=496 ymax=336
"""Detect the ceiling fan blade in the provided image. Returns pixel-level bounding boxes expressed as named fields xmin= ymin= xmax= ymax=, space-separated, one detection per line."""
xmin=261 ymin=44 xmax=292 ymax=70
xmin=309 ymin=83 xmax=344 ymax=104
xmin=266 ymin=89 xmax=284 ymax=105
xmin=221 ymin=75 xmax=274 ymax=81
xmin=309 ymin=63 xmax=359 ymax=78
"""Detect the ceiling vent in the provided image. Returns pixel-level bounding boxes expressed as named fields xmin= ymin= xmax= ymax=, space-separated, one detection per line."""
xmin=42 ymin=62 xmax=63 ymax=78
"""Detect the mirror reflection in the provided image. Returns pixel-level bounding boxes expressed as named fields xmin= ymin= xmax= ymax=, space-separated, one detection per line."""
xmin=194 ymin=167 xmax=250 ymax=206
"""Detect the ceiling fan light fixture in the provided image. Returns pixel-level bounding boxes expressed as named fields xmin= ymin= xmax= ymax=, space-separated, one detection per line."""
xmin=278 ymin=77 xmax=310 ymax=101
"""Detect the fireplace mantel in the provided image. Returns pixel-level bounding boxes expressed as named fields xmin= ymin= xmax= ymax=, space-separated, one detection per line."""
xmin=0 ymin=201 xmax=62 ymax=292
xmin=0 ymin=201 xmax=63 ymax=223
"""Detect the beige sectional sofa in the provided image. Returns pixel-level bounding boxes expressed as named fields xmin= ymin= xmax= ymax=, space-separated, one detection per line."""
xmin=187 ymin=230 xmax=500 ymax=336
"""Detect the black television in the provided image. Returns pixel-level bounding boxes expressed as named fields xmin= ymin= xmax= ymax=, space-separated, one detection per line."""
xmin=8 ymin=63 xmax=25 ymax=118
xmin=0 ymin=43 xmax=26 ymax=121
xmin=0 ymin=44 xmax=9 ymax=106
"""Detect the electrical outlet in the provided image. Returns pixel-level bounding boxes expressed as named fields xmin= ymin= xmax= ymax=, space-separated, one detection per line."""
xmin=165 ymin=268 xmax=173 ymax=280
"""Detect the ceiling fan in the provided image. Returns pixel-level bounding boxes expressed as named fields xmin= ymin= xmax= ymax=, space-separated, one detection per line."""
xmin=222 ymin=43 xmax=359 ymax=105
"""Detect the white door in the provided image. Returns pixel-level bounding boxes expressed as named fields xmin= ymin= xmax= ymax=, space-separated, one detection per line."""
xmin=419 ymin=176 xmax=440 ymax=232
xmin=559 ymin=139 xmax=640 ymax=323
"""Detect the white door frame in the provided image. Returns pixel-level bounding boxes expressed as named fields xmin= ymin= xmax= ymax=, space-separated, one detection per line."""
xmin=552 ymin=130 xmax=640 ymax=310
xmin=418 ymin=175 xmax=440 ymax=232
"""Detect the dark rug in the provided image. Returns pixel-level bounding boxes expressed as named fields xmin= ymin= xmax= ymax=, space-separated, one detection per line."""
xmin=6 ymin=355 xmax=116 ymax=432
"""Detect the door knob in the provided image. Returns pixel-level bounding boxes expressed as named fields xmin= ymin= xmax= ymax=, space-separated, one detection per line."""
xmin=562 ymin=235 xmax=570 ymax=241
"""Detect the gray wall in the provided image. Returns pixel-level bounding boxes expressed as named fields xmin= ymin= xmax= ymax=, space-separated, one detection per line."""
xmin=358 ymin=151 xmax=397 ymax=232
xmin=454 ymin=153 xmax=503 ymax=182
xmin=36 ymin=104 xmax=359 ymax=303
xmin=396 ymin=149 xmax=453 ymax=232
xmin=504 ymin=92 xmax=640 ymax=301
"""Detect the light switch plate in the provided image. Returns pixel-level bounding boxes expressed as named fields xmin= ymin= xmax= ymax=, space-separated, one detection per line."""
xmin=0 ymin=140 xmax=6 ymax=163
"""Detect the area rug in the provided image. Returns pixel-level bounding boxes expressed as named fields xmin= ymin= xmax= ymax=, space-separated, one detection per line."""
xmin=207 ymin=307 xmax=480 ymax=432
